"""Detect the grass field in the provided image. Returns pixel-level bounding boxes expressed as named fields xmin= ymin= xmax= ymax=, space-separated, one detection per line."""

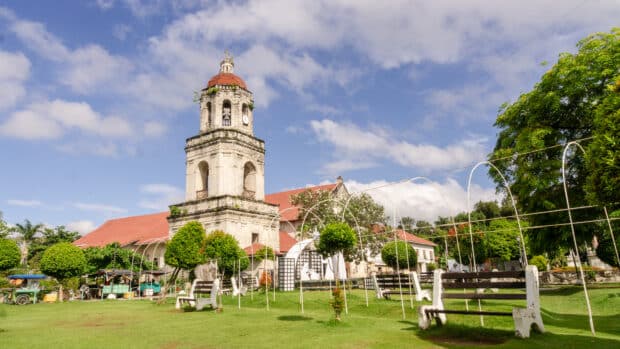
xmin=0 ymin=286 xmax=619 ymax=349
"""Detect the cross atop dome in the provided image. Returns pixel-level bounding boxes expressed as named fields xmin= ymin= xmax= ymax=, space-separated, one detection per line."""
xmin=220 ymin=50 xmax=234 ymax=73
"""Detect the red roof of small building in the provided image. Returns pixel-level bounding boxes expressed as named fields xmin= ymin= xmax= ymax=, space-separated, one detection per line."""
xmin=244 ymin=243 xmax=265 ymax=256
xmin=371 ymin=225 xmax=436 ymax=247
xmin=395 ymin=229 xmax=437 ymax=247
xmin=73 ymin=212 xmax=169 ymax=248
xmin=207 ymin=72 xmax=247 ymax=89
xmin=264 ymin=183 xmax=338 ymax=222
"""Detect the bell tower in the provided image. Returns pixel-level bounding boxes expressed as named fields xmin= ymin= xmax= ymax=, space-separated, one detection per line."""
xmin=199 ymin=52 xmax=255 ymax=136
xmin=168 ymin=53 xmax=279 ymax=252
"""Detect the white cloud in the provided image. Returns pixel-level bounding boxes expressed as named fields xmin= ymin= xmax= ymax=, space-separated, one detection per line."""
xmin=66 ymin=220 xmax=96 ymax=235
xmin=143 ymin=121 xmax=166 ymax=137
xmin=0 ymin=50 xmax=31 ymax=110
xmin=0 ymin=99 xmax=133 ymax=140
xmin=96 ymin=0 xmax=115 ymax=10
xmin=62 ymin=45 xmax=133 ymax=93
xmin=113 ymin=23 xmax=132 ymax=41
xmin=346 ymin=178 xmax=499 ymax=223
xmin=138 ymin=183 xmax=184 ymax=210
xmin=7 ymin=14 xmax=132 ymax=93
xmin=7 ymin=199 xmax=42 ymax=207
xmin=73 ymin=202 xmax=127 ymax=214
xmin=310 ymin=119 xmax=487 ymax=174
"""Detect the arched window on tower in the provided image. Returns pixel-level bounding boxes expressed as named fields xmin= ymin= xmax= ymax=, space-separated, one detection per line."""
xmin=242 ymin=104 xmax=249 ymax=126
xmin=222 ymin=100 xmax=231 ymax=126
xmin=196 ymin=161 xmax=209 ymax=199
xmin=242 ymin=162 xmax=256 ymax=199
xmin=206 ymin=102 xmax=212 ymax=128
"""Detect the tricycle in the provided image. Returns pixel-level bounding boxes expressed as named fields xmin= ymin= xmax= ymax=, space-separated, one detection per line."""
xmin=2 ymin=274 xmax=47 ymax=305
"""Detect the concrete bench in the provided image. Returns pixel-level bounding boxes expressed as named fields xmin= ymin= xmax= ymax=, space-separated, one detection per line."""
xmin=175 ymin=279 xmax=220 ymax=311
xmin=372 ymin=272 xmax=431 ymax=302
xmin=418 ymin=266 xmax=544 ymax=338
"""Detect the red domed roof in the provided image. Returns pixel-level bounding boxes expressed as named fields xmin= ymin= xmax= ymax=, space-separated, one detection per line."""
xmin=207 ymin=72 xmax=247 ymax=89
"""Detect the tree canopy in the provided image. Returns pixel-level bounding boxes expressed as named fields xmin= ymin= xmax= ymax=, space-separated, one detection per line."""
xmin=203 ymin=230 xmax=248 ymax=276
xmin=489 ymin=28 xmax=620 ymax=255
xmin=381 ymin=241 xmax=417 ymax=271
xmin=83 ymin=243 xmax=156 ymax=274
xmin=316 ymin=222 xmax=357 ymax=259
xmin=0 ymin=238 xmax=21 ymax=272
xmin=40 ymin=242 xmax=86 ymax=281
xmin=165 ymin=221 xmax=207 ymax=271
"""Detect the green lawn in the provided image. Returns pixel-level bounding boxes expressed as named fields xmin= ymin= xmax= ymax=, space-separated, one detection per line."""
xmin=0 ymin=286 xmax=619 ymax=349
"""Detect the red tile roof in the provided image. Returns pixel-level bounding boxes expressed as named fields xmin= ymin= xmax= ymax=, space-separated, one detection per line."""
xmin=395 ymin=229 xmax=437 ymax=247
xmin=264 ymin=183 xmax=338 ymax=222
xmin=73 ymin=212 xmax=169 ymax=248
xmin=244 ymin=243 xmax=265 ymax=256
xmin=371 ymin=225 xmax=436 ymax=247
xmin=278 ymin=231 xmax=297 ymax=254
xmin=207 ymin=72 xmax=247 ymax=89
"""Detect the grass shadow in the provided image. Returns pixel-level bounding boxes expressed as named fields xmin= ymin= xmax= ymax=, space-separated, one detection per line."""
xmin=277 ymin=315 xmax=313 ymax=321
xmin=417 ymin=323 xmax=513 ymax=347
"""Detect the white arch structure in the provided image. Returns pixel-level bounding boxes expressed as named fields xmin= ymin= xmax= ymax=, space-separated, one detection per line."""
xmin=561 ymin=141 xmax=596 ymax=335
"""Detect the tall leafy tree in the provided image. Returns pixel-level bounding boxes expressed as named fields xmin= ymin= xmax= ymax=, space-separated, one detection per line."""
xmin=316 ymin=222 xmax=357 ymax=322
xmin=398 ymin=217 xmax=415 ymax=231
xmin=11 ymin=219 xmax=44 ymax=267
xmin=291 ymin=189 xmax=337 ymax=236
xmin=83 ymin=243 xmax=155 ymax=274
xmin=165 ymin=221 xmax=208 ymax=284
xmin=0 ymin=238 xmax=21 ymax=272
xmin=203 ymin=230 xmax=248 ymax=277
xmin=28 ymin=226 xmax=81 ymax=268
xmin=40 ymin=242 xmax=87 ymax=302
xmin=489 ymin=28 xmax=620 ymax=255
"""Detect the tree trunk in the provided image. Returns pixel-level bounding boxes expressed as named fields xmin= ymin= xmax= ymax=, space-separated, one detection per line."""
xmin=59 ymin=284 xmax=64 ymax=303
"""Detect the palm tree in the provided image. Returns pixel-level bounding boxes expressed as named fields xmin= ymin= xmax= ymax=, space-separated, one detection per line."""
xmin=12 ymin=219 xmax=44 ymax=267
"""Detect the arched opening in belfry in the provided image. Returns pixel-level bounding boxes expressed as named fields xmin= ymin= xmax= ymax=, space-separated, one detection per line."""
xmin=222 ymin=100 xmax=232 ymax=126
xmin=206 ymin=102 xmax=212 ymax=128
xmin=242 ymin=104 xmax=249 ymax=125
xmin=243 ymin=162 xmax=256 ymax=199
xmin=196 ymin=161 xmax=209 ymax=199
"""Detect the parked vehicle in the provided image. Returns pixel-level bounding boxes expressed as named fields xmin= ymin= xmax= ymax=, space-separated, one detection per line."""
xmin=2 ymin=274 xmax=47 ymax=305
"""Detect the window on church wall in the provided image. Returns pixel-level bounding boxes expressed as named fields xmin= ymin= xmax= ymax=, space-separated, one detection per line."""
xmin=252 ymin=233 xmax=259 ymax=244
xmin=222 ymin=100 xmax=231 ymax=126
xmin=196 ymin=161 xmax=209 ymax=199
xmin=206 ymin=102 xmax=212 ymax=128
xmin=243 ymin=162 xmax=256 ymax=199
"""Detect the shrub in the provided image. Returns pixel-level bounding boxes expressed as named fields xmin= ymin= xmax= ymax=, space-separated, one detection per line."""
xmin=529 ymin=255 xmax=548 ymax=271
xmin=381 ymin=241 xmax=417 ymax=270
xmin=0 ymin=239 xmax=20 ymax=272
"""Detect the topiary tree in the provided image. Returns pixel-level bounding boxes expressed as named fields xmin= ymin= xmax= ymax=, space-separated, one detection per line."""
xmin=203 ymin=230 xmax=248 ymax=277
xmin=165 ymin=221 xmax=208 ymax=287
xmin=381 ymin=241 xmax=417 ymax=272
xmin=0 ymin=238 xmax=21 ymax=272
xmin=529 ymin=255 xmax=548 ymax=272
xmin=40 ymin=242 xmax=87 ymax=302
xmin=317 ymin=222 xmax=357 ymax=321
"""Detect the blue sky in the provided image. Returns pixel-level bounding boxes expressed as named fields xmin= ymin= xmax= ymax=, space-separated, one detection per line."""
xmin=1 ymin=1 xmax=619 ymax=234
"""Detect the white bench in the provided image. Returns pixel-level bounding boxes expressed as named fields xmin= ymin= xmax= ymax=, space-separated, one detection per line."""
xmin=418 ymin=265 xmax=544 ymax=338
xmin=372 ymin=272 xmax=431 ymax=302
xmin=175 ymin=279 xmax=220 ymax=311
xmin=231 ymin=276 xmax=247 ymax=296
